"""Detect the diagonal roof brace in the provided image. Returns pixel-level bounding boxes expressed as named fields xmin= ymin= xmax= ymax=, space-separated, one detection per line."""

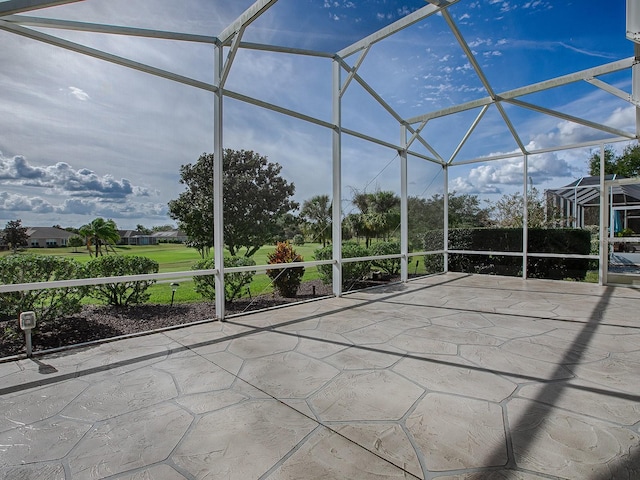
xmin=0 ymin=19 xmax=217 ymax=92
xmin=0 ymin=0 xmax=82 ymax=16
xmin=585 ymin=77 xmax=635 ymax=105
xmin=442 ymin=9 xmax=527 ymax=154
xmin=407 ymin=58 xmax=636 ymax=124
xmin=339 ymin=0 xmax=459 ymax=58
xmin=505 ymin=97 xmax=636 ymax=139
xmin=217 ymin=0 xmax=277 ymax=46
xmin=2 ymin=14 xmax=217 ymax=43
xmin=219 ymin=26 xmax=245 ymax=88
xmin=340 ymin=46 xmax=370 ymax=98
xmin=448 ymin=105 xmax=490 ymax=164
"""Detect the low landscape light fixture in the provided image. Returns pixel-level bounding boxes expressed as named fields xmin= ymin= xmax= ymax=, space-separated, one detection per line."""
xmin=170 ymin=282 xmax=180 ymax=307
xmin=19 ymin=311 xmax=36 ymax=357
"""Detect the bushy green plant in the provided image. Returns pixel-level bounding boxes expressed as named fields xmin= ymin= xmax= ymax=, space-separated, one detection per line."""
xmin=369 ymin=241 xmax=401 ymax=275
xmin=86 ymin=255 xmax=159 ymax=306
xmin=421 ymin=230 xmax=445 ymax=274
xmin=0 ymin=254 xmax=89 ymax=322
xmin=267 ymin=242 xmax=305 ymax=297
xmin=192 ymin=256 xmax=256 ymax=303
xmin=314 ymin=242 xmax=371 ymax=290
xmin=422 ymin=227 xmax=590 ymax=279
xmin=292 ymin=234 xmax=305 ymax=246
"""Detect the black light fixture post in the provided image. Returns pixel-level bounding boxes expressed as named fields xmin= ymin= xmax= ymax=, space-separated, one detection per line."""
xmin=170 ymin=282 xmax=180 ymax=307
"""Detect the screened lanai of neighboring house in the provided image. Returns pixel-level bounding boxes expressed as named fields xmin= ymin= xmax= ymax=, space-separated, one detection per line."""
xmin=546 ymin=175 xmax=640 ymax=231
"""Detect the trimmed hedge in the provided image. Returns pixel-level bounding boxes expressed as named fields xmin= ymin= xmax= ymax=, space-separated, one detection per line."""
xmin=314 ymin=242 xmax=371 ymax=289
xmin=192 ymin=256 xmax=256 ymax=303
xmin=423 ymin=228 xmax=591 ymax=280
xmin=370 ymin=241 xmax=401 ymax=275
xmin=86 ymin=255 xmax=159 ymax=306
xmin=0 ymin=254 xmax=89 ymax=322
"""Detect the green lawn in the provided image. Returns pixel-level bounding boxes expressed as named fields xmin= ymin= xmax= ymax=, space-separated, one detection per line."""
xmin=4 ymin=242 xmax=325 ymax=271
xmin=6 ymin=242 xmax=327 ymax=305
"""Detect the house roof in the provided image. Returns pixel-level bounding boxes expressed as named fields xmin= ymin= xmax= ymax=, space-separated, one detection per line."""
xmin=546 ymin=175 xmax=640 ymax=207
xmin=26 ymin=227 xmax=76 ymax=239
xmin=151 ymin=230 xmax=186 ymax=238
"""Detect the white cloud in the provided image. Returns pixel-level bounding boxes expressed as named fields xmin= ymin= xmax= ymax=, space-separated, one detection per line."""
xmin=0 ymin=193 xmax=168 ymax=222
xmin=68 ymin=86 xmax=90 ymax=101
xmin=450 ymin=175 xmax=501 ymax=194
xmin=450 ymin=141 xmax=574 ymax=194
xmin=0 ymin=153 xmax=153 ymax=199
xmin=530 ymin=106 xmax=636 ymax=148
xmin=468 ymin=38 xmax=492 ymax=48
xmin=522 ymin=1 xmax=551 ymax=10
xmin=0 ymin=192 xmax=55 ymax=214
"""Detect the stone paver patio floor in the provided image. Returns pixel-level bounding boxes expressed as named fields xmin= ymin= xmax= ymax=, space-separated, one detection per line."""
xmin=1 ymin=273 xmax=640 ymax=479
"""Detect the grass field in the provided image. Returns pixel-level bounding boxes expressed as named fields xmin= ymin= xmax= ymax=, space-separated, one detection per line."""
xmin=2 ymin=242 xmax=324 ymax=271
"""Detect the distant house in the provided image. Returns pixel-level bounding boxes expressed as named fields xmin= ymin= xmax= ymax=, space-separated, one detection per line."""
xmin=26 ymin=227 xmax=76 ymax=248
xmin=151 ymin=230 xmax=188 ymax=243
xmin=117 ymin=230 xmax=158 ymax=246
xmin=546 ymin=175 xmax=640 ymax=231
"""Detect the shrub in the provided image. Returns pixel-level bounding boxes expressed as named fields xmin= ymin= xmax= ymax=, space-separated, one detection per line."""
xmin=267 ymin=242 xmax=305 ymax=297
xmin=292 ymin=234 xmax=305 ymax=246
xmin=421 ymin=229 xmax=445 ymax=274
xmin=86 ymin=255 xmax=159 ymax=307
xmin=0 ymin=254 xmax=89 ymax=322
xmin=422 ymin=227 xmax=591 ymax=279
xmin=192 ymin=256 xmax=256 ymax=303
xmin=315 ymin=242 xmax=371 ymax=290
xmin=369 ymin=241 xmax=401 ymax=275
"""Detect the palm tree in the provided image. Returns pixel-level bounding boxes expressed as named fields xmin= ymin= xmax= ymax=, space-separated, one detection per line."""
xmin=300 ymin=194 xmax=332 ymax=247
xmin=79 ymin=218 xmax=120 ymax=256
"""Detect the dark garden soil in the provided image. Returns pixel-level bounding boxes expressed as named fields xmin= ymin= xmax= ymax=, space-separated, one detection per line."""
xmin=0 ymin=280 xmax=334 ymax=358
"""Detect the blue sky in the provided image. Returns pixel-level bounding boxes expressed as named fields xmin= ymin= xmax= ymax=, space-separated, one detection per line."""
xmin=0 ymin=0 xmax=636 ymax=229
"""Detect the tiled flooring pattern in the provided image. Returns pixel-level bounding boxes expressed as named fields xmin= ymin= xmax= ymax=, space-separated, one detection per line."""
xmin=1 ymin=273 xmax=639 ymax=479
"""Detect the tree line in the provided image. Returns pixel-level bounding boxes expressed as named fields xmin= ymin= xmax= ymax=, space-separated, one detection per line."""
xmin=166 ymin=149 xmax=576 ymax=258
xmin=4 ymin=145 xmax=639 ymax=257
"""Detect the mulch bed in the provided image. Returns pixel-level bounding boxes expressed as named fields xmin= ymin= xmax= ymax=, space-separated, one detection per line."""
xmin=0 ymin=280 xmax=334 ymax=358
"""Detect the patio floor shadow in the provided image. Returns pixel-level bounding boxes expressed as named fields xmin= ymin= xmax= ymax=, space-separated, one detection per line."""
xmin=1 ymin=272 xmax=639 ymax=479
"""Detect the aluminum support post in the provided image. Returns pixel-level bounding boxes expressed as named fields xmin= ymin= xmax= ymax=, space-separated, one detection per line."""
xmin=630 ymin=0 xmax=640 ymax=135
xmin=400 ymin=125 xmax=409 ymax=282
xmin=213 ymin=44 xmax=226 ymax=320
xmin=633 ymin=43 xmax=640 ymax=137
xmin=522 ymin=155 xmax=529 ymax=279
xmin=443 ymin=165 xmax=449 ymax=273
xmin=332 ymin=59 xmax=343 ymax=297
xmin=599 ymin=144 xmax=608 ymax=285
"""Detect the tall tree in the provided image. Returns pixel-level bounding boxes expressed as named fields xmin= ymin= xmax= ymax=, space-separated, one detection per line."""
xmin=136 ymin=224 xmax=151 ymax=235
xmin=152 ymin=224 xmax=176 ymax=232
xmin=68 ymin=235 xmax=84 ymax=253
xmin=491 ymin=187 xmax=548 ymax=228
xmin=273 ymin=212 xmax=303 ymax=243
xmin=345 ymin=189 xmax=400 ymax=247
xmin=588 ymin=145 xmax=618 ymax=176
xmin=300 ymin=194 xmax=332 ymax=247
xmin=2 ymin=219 xmax=29 ymax=253
xmin=79 ymin=218 xmax=120 ymax=257
xmin=407 ymin=193 xmax=491 ymax=229
xmin=168 ymin=150 xmax=298 ymax=258
xmin=588 ymin=144 xmax=640 ymax=177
